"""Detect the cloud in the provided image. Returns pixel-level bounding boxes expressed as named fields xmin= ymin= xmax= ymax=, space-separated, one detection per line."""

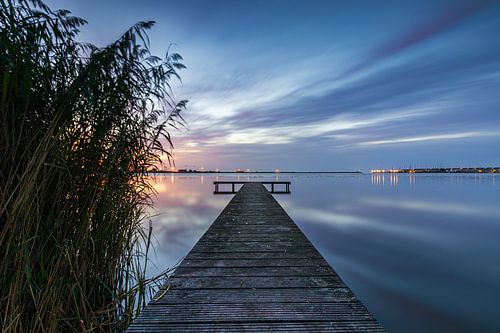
xmin=178 ymin=42 xmax=500 ymax=153
xmin=160 ymin=0 xmax=500 ymax=169
xmin=196 ymin=106 xmax=434 ymax=146
xmin=339 ymin=1 xmax=496 ymax=79
xmin=359 ymin=131 xmax=500 ymax=146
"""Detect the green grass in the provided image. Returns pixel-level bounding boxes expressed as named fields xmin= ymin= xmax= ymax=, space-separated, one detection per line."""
xmin=0 ymin=0 xmax=186 ymax=331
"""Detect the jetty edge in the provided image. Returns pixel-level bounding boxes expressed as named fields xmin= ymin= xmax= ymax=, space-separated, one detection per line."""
xmin=128 ymin=182 xmax=385 ymax=332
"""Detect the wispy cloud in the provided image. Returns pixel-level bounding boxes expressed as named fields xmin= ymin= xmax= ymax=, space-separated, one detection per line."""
xmin=339 ymin=1 xmax=495 ymax=79
xmin=359 ymin=131 xmax=500 ymax=146
xmin=198 ymin=106 xmax=436 ymax=146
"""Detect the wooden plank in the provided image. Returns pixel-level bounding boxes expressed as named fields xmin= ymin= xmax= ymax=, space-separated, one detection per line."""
xmin=188 ymin=249 xmax=321 ymax=256
xmin=128 ymin=321 xmax=385 ymax=333
xmin=198 ymin=236 xmax=308 ymax=242
xmin=153 ymin=287 xmax=357 ymax=304
xmin=133 ymin=303 xmax=376 ymax=322
xmin=185 ymin=251 xmax=323 ymax=260
xmin=165 ymin=276 xmax=344 ymax=289
xmin=127 ymin=182 xmax=385 ymax=332
xmin=178 ymin=258 xmax=329 ymax=268
xmin=191 ymin=243 xmax=314 ymax=252
xmin=171 ymin=266 xmax=336 ymax=277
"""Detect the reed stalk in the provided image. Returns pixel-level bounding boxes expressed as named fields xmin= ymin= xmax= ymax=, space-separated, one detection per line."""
xmin=0 ymin=0 xmax=186 ymax=331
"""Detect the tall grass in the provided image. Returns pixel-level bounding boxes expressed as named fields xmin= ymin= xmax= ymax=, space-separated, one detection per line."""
xmin=0 ymin=0 xmax=186 ymax=331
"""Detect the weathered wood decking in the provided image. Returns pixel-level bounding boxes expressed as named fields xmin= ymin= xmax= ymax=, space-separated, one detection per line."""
xmin=128 ymin=183 xmax=385 ymax=332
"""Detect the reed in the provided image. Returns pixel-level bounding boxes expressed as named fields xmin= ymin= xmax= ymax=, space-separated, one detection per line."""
xmin=0 ymin=0 xmax=186 ymax=331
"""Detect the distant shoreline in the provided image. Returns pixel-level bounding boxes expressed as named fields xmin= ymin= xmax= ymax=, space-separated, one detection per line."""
xmin=149 ymin=171 xmax=364 ymax=174
xmin=147 ymin=167 xmax=500 ymax=175
xmin=371 ymin=167 xmax=499 ymax=174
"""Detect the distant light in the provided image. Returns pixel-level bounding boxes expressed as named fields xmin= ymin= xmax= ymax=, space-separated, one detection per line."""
xmin=275 ymin=168 xmax=280 ymax=173
xmin=246 ymin=168 xmax=250 ymax=172
xmin=370 ymin=169 xmax=401 ymax=173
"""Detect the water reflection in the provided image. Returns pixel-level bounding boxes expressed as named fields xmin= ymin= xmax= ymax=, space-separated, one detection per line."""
xmin=371 ymin=173 xmax=402 ymax=186
xmin=409 ymin=174 xmax=415 ymax=186
xmin=363 ymin=197 xmax=500 ymax=217
xmin=371 ymin=173 xmax=384 ymax=185
xmin=144 ymin=174 xmax=229 ymax=275
xmin=147 ymin=173 xmax=500 ymax=333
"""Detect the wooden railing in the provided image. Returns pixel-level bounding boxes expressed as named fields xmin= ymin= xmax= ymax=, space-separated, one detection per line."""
xmin=213 ymin=181 xmax=291 ymax=194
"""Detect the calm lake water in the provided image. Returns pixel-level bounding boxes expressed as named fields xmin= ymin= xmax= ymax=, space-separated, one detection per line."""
xmin=146 ymin=173 xmax=500 ymax=333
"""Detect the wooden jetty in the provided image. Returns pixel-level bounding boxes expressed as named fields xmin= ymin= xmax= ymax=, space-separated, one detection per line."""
xmin=214 ymin=181 xmax=291 ymax=194
xmin=128 ymin=182 xmax=385 ymax=332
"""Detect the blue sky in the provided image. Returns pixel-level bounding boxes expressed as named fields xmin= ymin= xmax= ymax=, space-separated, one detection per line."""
xmin=48 ymin=0 xmax=500 ymax=171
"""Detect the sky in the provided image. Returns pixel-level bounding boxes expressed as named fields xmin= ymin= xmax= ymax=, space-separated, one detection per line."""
xmin=47 ymin=0 xmax=500 ymax=171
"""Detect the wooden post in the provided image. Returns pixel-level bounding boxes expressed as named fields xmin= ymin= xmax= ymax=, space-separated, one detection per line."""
xmin=232 ymin=183 xmax=235 ymax=193
xmin=271 ymin=183 xmax=274 ymax=193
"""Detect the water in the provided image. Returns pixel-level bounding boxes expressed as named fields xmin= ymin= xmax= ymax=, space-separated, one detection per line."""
xmin=145 ymin=173 xmax=500 ymax=333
